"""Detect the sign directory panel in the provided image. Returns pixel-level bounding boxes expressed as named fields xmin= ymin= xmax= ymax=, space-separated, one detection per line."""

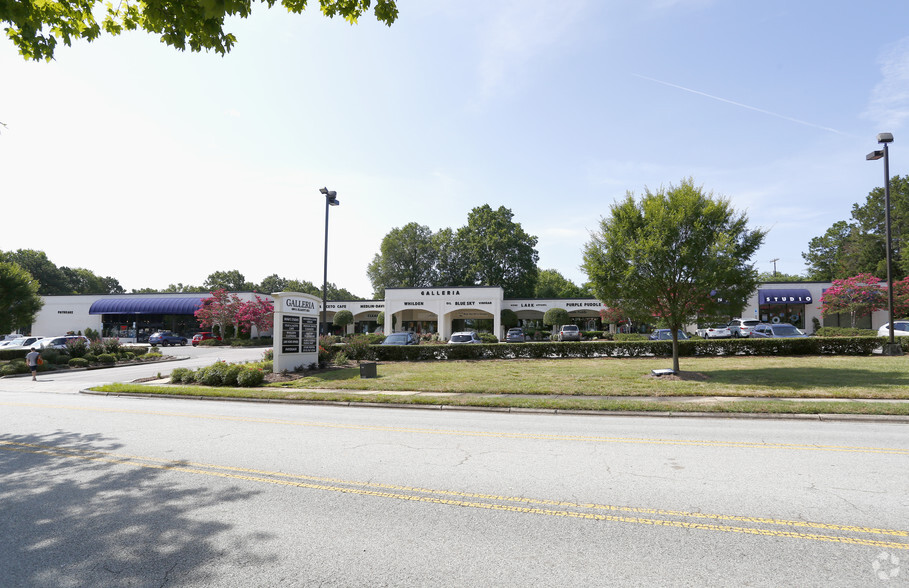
xmin=282 ymin=315 xmax=301 ymax=354
xmin=272 ymin=291 xmax=321 ymax=373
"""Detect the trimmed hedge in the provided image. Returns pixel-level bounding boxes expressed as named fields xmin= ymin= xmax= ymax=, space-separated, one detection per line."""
xmin=328 ymin=336 xmax=894 ymax=362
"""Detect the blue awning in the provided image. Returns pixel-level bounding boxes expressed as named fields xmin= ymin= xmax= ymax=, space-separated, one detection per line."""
xmin=89 ymin=297 xmax=206 ymax=315
xmin=758 ymin=289 xmax=813 ymax=305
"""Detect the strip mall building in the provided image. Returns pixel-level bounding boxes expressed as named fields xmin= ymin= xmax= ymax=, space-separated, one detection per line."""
xmin=28 ymin=282 xmax=886 ymax=342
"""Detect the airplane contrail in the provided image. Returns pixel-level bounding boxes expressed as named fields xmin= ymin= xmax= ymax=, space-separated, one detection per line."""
xmin=633 ymin=74 xmax=851 ymax=136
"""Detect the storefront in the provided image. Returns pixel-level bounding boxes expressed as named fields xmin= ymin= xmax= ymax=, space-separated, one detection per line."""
xmin=756 ymin=288 xmax=814 ymax=330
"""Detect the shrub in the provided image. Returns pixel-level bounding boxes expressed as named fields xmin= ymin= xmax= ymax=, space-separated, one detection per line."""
xmin=68 ymin=357 xmax=89 ymax=368
xmin=615 ymin=333 xmax=649 ymax=341
xmin=333 ymin=351 xmax=350 ymax=366
xmin=199 ymin=361 xmax=229 ymax=386
xmin=199 ymin=338 xmax=225 ymax=346
xmin=122 ymin=352 xmax=136 ymax=361
xmin=125 ymin=346 xmax=147 ymax=357
xmin=84 ymin=353 xmax=98 ymax=363
xmin=815 ymin=327 xmax=877 ymax=337
xmin=237 ymin=367 xmax=265 ymax=387
xmin=478 ymin=333 xmax=499 ymax=343
xmin=170 ymin=367 xmax=192 ymax=383
xmin=103 ymin=339 xmax=121 ymax=354
xmin=40 ymin=350 xmax=61 ymax=365
xmin=342 ymin=335 xmax=373 ymax=361
xmin=89 ymin=341 xmax=105 ymax=356
xmin=262 ymin=348 xmax=274 ymax=361
xmin=84 ymin=327 xmax=100 ymax=341
xmin=97 ymin=353 xmax=116 ymax=364
xmin=143 ymin=352 xmax=163 ymax=360
xmin=229 ymin=337 xmax=272 ymax=347
xmin=65 ymin=339 xmax=88 ymax=358
xmin=223 ymin=363 xmax=244 ymax=387
xmin=1 ymin=362 xmax=28 ymax=375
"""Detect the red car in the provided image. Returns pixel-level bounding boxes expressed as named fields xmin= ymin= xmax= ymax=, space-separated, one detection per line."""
xmin=192 ymin=332 xmax=222 ymax=346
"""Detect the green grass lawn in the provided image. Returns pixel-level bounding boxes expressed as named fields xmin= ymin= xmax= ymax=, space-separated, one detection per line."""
xmin=271 ymin=355 xmax=909 ymax=399
xmin=89 ymin=355 xmax=909 ymax=415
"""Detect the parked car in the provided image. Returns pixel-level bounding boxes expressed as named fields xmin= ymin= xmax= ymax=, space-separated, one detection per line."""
xmin=696 ymin=324 xmax=732 ymax=339
xmin=727 ymin=318 xmax=760 ymax=338
xmin=448 ymin=331 xmax=482 ymax=344
xmin=505 ymin=328 xmax=526 ymax=343
xmin=192 ymin=332 xmax=222 ymax=346
xmin=878 ymin=321 xmax=909 ymax=337
xmin=381 ymin=332 xmax=418 ymax=345
xmin=649 ymin=329 xmax=689 ymax=341
xmin=558 ymin=325 xmax=581 ymax=341
xmin=2 ymin=336 xmax=44 ymax=350
xmin=148 ymin=331 xmax=188 ymax=347
xmin=750 ymin=323 xmax=809 ymax=338
xmin=38 ymin=335 xmax=90 ymax=350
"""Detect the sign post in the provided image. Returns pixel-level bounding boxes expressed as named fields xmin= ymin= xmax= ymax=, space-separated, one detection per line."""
xmin=272 ymin=291 xmax=321 ymax=373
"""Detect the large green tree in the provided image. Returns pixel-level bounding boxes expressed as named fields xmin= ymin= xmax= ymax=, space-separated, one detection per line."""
xmin=3 ymin=0 xmax=399 ymax=61
xmin=0 ymin=249 xmax=71 ymax=294
xmin=583 ymin=179 xmax=765 ymax=372
xmin=534 ymin=269 xmax=588 ymax=298
xmin=457 ymin=205 xmax=540 ymax=298
xmin=0 ymin=261 xmax=43 ymax=333
xmin=366 ymin=223 xmax=439 ymax=298
xmin=204 ymin=270 xmax=255 ymax=292
xmin=803 ymin=175 xmax=909 ymax=281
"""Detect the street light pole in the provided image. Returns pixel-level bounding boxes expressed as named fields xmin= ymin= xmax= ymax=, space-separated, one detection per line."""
xmin=320 ymin=187 xmax=340 ymax=337
xmin=866 ymin=133 xmax=902 ymax=356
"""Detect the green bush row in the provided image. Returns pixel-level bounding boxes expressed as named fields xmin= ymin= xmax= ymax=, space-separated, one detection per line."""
xmin=325 ymin=336 xmax=892 ymax=362
xmin=170 ymin=361 xmax=270 ymax=387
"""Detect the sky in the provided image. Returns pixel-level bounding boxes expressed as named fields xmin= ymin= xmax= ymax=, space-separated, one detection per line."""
xmin=2 ymin=1 xmax=908 ymax=299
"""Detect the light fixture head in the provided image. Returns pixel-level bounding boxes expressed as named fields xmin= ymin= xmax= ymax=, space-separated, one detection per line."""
xmin=319 ymin=187 xmax=329 ymax=195
xmin=329 ymin=198 xmax=340 ymax=206
xmin=877 ymin=132 xmax=894 ymax=144
xmin=867 ymin=150 xmax=885 ymax=161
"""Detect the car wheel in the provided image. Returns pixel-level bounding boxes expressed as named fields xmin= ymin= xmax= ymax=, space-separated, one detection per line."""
xmin=180 ymin=340 xmax=187 ymax=346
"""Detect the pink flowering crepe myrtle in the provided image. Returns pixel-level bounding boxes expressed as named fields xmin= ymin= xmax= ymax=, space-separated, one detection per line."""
xmin=820 ymin=273 xmax=887 ymax=328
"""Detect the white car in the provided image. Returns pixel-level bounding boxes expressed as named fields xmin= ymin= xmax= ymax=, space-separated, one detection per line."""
xmin=38 ymin=335 xmax=91 ymax=350
xmin=448 ymin=331 xmax=482 ymax=344
xmin=696 ymin=324 xmax=732 ymax=339
xmin=727 ymin=318 xmax=760 ymax=338
xmin=1 ymin=336 xmax=44 ymax=350
xmin=877 ymin=321 xmax=909 ymax=337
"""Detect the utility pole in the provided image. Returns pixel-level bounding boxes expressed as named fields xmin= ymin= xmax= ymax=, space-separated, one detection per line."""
xmin=770 ymin=258 xmax=779 ymax=276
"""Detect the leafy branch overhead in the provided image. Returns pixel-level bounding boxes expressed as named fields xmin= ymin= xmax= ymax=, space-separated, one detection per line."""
xmin=2 ymin=0 xmax=399 ymax=61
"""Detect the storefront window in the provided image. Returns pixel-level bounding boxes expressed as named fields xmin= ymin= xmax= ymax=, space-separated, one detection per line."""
xmin=758 ymin=304 xmax=805 ymax=329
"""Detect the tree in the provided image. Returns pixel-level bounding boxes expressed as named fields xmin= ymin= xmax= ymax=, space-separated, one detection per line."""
xmin=0 ymin=249 xmax=71 ymax=294
xmin=333 ymin=310 xmax=354 ymax=330
xmin=4 ymin=0 xmax=400 ymax=62
xmin=59 ymin=266 xmax=124 ymax=294
xmin=204 ymin=270 xmax=255 ymax=291
xmin=500 ymin=309 xmax=518 ymax=329
xmin=534 ymin=269 xmax=588 ymax=298
xmin=542 ymin=308 xmax=569 ymax=332
xmin=457 ymin=205 xmax=539 ymax=298
xmin=432 ymin=227 xmax=471 ymax=288
xmin=0 ymin=261 xmax=43 ymax=334
xmin=583 ymin=179 xmax=765 ymax=373
xmin=891 ymin=277 xmax=909 ymax=319
xmin=367 ymin=223 xmax=439 ymax=298
xmin=258 ymin=274 xmax=288 ymax=294
xmin=236 ymin=294 xmax=274 ymax=336
xmin=802 ymin=221 xmax=853 ymax=281
xmin=194 ymin=289 xmax=242 ymax=337
xmin=819 ymin=273 xmax=886 ymax=328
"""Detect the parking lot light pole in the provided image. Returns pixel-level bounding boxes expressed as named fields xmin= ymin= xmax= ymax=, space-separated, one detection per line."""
xmin=320 ymin=187 xmax=339 ymax=337
xmin=866 ymin=133 xmax=902 ymax=356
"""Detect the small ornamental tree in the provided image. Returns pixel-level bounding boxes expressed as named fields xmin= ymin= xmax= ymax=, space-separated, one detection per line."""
xmin=500 ymin=308 xmax=518 ymax=329
xmin=543 ymin=307 xmax=569 ymax=332
xmin=333 ymin=309 xmax=354 ymax=331
xmin=891 ymin=277 xmax=909 ymax=319
xmin=195 ymin=289 xmax=242 ymax=338
xmin=820 ymin=273 xmax=886 ymax=328
xmin=236 ymin=294 xmax=274 ymax=337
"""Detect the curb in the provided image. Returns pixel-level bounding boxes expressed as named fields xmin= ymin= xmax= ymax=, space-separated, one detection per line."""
xmin=77 ymin=389 xmax=909 ymax=423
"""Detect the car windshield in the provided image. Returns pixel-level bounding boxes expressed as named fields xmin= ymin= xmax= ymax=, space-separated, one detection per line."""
xmin=562 ymin=326 xmax=578 ymax=331
xmin=893 ymin=322 xmax=909 ymax=331
xmin=771 ymin=325 xmax=802 ymax=337
xmin=385 ymin=334 xmax=409 ymax=343
xmin=451 ymin=335 xmax=473 ymax=342
xmin=743 ymin=320 xmax=760 ymax=326
xmin=508 ymin=329 xmax=522 ymax=334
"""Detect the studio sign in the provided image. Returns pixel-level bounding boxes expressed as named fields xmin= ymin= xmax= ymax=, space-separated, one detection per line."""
xmin=765 ymin=295 xmax=812 ymax=303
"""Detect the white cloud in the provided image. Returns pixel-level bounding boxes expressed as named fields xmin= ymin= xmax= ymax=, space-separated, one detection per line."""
xmin=864 ymin=38 xmax=909 ymax=129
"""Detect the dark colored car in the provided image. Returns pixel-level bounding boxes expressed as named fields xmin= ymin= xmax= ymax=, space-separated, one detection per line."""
xmin=505 ymin=328 xmax=525 ymax=343
xmin=192 ymin=332 xmax=222 ymax=346
xmin=381 ymin=332 xmax=418 ymax=345
xmin=649 ymin=329 xmax=689 ymax=341
xmin=149 ymin=331 xmax=188 ymax=347
xmin=750 ymin=323 xmax=808 ymax=338
xmin=558 ymin=325 xmax=581 ymax=341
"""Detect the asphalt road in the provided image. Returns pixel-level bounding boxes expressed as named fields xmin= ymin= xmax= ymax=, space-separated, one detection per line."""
xmin=1 ymin=356 xmax=907 ymax=587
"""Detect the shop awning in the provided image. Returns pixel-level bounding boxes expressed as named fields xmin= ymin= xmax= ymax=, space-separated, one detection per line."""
xmin=89 ymin=297 xmax=206 ymax=315
xmin=758 ymin=289 xmax=813 ymax=305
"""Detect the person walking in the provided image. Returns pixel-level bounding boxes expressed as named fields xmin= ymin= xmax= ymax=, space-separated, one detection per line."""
xmin=25 ymin=347 xmax=40 ymax=381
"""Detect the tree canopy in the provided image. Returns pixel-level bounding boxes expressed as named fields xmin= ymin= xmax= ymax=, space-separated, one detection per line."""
xmin=3 ymin=0 xmax=399 ymax=61
xmin=534 ymin=269 xmax=588 ymax=298
xmin=583 ymin=179 xmax=765 ymax=372
xmin=0 ymin=261 xmax=43 ymax=333
xmin=0 ymin=249 xmax=123 ymax=295
xmin=367 ymin=205 xmax=540 ymax=298
xmin=802 ymin=175 xmax=909 ymax=281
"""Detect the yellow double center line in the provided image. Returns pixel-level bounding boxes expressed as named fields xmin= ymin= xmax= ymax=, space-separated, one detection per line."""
xmin=2 ymin=439 xmax=907 ymax=550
